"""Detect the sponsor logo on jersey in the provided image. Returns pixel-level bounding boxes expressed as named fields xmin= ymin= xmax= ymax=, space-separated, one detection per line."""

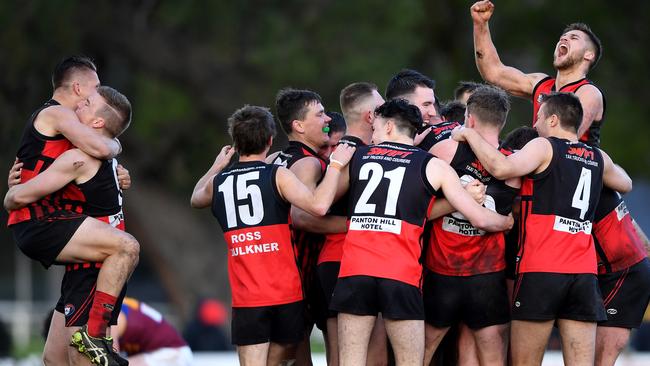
xmin=433 ymin=122 xmax=459 ymax=136
xmin=349 ymin=216 xmax=402 ymax=234
xmin=553 ymin=215 xmax=592 ymax=235
xmin=367 ymin=147 xmax=413 ymax=158
xmin=64 ymin=304 xmax=75 ymax=317
xmin=567 ymin=146 xmax=595 ymax=160
xmin=615 ymin=201 xmax=629 ymax=221
xmin=606 ymin=308 xmax=618 ymax=315
xmin=231 ymin=242 xmax=280 ymax=256
xmin=442 ymin=216 xmax=485 ymax=236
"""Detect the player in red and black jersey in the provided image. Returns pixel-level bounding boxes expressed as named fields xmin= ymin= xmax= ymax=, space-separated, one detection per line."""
xmin=191 ymin=105 xmax=354 ymax=366
xmin=330 ymin=99 xmax=513 ymax=365
xmin=592 ymin=186 xmax=650 ymax=365
xmin=471 ymin=1 xmax=605 ymax=147
xmin=423 ymin=86 xmax=518 ymax=365
xmin=452 ymin=92 xmax=632 ymax=366
xmin=385 ymin=69 xmax=457 ymax=153
xmin=264 ymin=88 xmax=334 ymax=363
xmin=5 ymin=86 xmax=135 ymax=366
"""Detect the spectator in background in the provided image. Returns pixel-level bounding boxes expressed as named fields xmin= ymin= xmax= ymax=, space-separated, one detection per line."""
xmin=183 ymin=298 xmax=231 ymax=351
xmin=116 ymin=297 xmax=192 ymax=366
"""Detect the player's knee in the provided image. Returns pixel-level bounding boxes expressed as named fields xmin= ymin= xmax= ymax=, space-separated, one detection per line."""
xmin=119 ymin=233 xmax=140 ymax=261
xmin=42 ymin=347 xmax=62 ymax=366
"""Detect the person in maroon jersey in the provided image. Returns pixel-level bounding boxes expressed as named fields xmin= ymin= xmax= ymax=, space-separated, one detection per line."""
xmin=452 ymin=92 xmax=632 ymax=366
xmin=471 ymin=0 xmax=605 ymax=147
xmin=115 ymin=298 xmax=193 ymax=366
xmin=329 ymin=99 xmax=513 ymax=366
xmin=190 ymin=105 xmax=355 ymax=366
xmin=265 ymin=88 xmax=334 ymax=364
xmin=5 ymin=86 xmax=134 ymax=366
xmin=593 ymin=188 xmax=650 ymax=366
xmin=424 ymin=86 xmax=519 ymax=366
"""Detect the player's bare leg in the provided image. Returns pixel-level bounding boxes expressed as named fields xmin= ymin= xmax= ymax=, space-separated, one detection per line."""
xmin=238 ymin=343 xmax=270 ymax=366
xmin=43 ymin=310 xmax=70 ymax=365
xmin=57 ymin=217 xmax=139 ymax=298
xmin=367 ymin=316 xmax=388 ymax=366
xmin=338 ymin=313 xmax=375 ymax=366
xmin=595 ymin=326 xmax=630 ymax=366
xmin=325 ymin=317 xmax=339 ymax=365
xmin=384 ymin=319 xmax=424 ymax=366
xmin=267 ymin=342 xmax=297 ymax=366
xmin=557 ymin=319 xmax=597 ymax=366
xmin=510 ymin=320 xmax=553 ymax=366
xmin=473 ymin=323 xmax=509 ymax=366
xmin=458 ymin=323 xmax=479 ymax=366
xmin=424 ymin=324 xmax=450 ymax=365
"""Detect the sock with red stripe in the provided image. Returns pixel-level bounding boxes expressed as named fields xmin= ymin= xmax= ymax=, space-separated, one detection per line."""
xmin=87 ymin=291 xmax=117 ymax=338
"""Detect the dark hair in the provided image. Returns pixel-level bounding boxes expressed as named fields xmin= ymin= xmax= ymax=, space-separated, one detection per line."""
xmin=385 ymin=69 xmax=435 ymax=100
xmin=52 ymin=56 xmax=97 ymax=90
xmin=275 ymin=88 xmax=322 ymax=135
xmin=440 ymin=101 xmax=466 ymax=123
xmin=97 ymin=86 xmax=132 ymax=137
xmin=539 ymin=92 xmax=583 ymax=133
xmin=500 ymin=127 xmax=538 ymax=151
xmin=453 ymin=81 xmax=483 ymax=101
xmin=326 ymin=111 xmax=346 ymax=135
xmin=228 ymin=105 xmax=277 ymax=155
xmin=466 ymin=86 xmax=510 ymax=128
xmin=374 ymin=99 xmax=423 ymax=138
xmin=562 ymin=23 xmax=602 ymax=70
xmin=339 ymin=82 xmax=378 ymax=120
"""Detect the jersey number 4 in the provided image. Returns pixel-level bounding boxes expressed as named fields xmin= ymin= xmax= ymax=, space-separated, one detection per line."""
xmin=354 ymin=162 xmax=405 ymax=216
xmin=218 ymin=172 xmax=264 ymax=228
xmin=572 ymin=167 xmax=592 ymax=220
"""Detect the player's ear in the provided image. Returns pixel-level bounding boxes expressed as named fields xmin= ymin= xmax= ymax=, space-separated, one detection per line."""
xmin=267 ymin=136 xmax=273 ymax=148
xmin=584 ymin=49 xmax=595 ymax=64
xmin=291 ymin=119 xmax=305 ymax=134
xmin=91 ymin=117 xmax=105 ymax=129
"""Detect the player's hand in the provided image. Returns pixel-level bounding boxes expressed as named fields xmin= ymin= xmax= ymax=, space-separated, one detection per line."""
xmin=451 ymin=126 xmax=468 ymax=142
xmin=329 ymin=143 xmax=356 ymax=168
xmin=414 ymin=126 xmax=432 ymax=146
xmin=214 ymin=145 xmax=235 ymax=169
xmin=7 ymin=158 xmax=22 ymax=188
xmin=116 ymin=164 xmax=131 ymax=190
xmin=505 ymin=213 xmax=515 ymax=231
xmin=470 ymin=0 xmax=495 ymax=24
xmin=465 ymin=179 xmax=486 ymax=205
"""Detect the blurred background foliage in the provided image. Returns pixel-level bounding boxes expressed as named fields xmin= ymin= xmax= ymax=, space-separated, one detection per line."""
xmin=1 ymin=0 xmax=649 ymax=317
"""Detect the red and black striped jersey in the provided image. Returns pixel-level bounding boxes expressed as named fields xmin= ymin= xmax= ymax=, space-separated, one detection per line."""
xmin=339 ymin=142 xmax=438 ymax=287
xmin=518 ymin=137 xmax=603 ymax=274
xmin=417 ymin=121 xmax=463 ymax=152
xmin=593 ymin=187 xmax=646 ymax=274
xmin=532 ymin=77 xmax=606 ymax=147
xmin=271 ymin=140 xmax=328 ymax=288
xmin=211 ymin=161 xmax=302 ymax=307
xmin=318 ymin=135 xmax=366 ymax=264
xmin=8 ymin=100 xmax=75 ymax=225
xmin=426 ymin=143 xmax=517 ymax=276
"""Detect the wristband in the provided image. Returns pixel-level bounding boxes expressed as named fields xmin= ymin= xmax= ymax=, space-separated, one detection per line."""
xmin=329 ymin=158 xmax=344 ymax=170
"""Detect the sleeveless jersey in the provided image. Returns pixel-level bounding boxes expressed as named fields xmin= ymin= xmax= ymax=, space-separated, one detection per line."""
xmin=417 ymin=121 xmax=463 ymax=152
xmin=339 ymin=142 xmax=438 ymax=287
xmin=271 ymin=141 xmax=327 ymax=282
xmin=532 ymin=77 xmax=606 ymax=147
xmin=211 ymin=161 xmax=302 ymax=307
xmin=426 ymin=143 xmax=517 ymax=276
xmin=593 ymin=187 xmax=646 ymax=274
xmin=76 ymin=158 xmax=125 ymax=230
xmin=318 ymin=135 xmax=366 ymax=264
xmin=8 ymin=100 xmax=75 ymax=225
xmin=119 ymin=297 xmax=187 ymax=356
xmin=518 ymin=137 xmax=604 ymax=274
